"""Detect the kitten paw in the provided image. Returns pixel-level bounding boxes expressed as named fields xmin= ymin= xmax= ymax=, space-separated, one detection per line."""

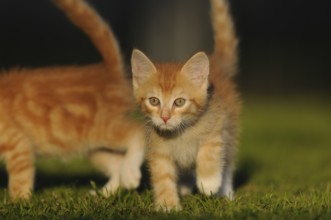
xmin=102 ymin=178 xmax=121 ymax=197
xmin=89 ymin=189 xmax=98 ymax=196
xmin=155 ymin=202 xmax=182 ymax=212
xmin=120 ymin=164 xmax=142 ymax=189
xmin=178 ymin=184 xmax=193 ymax=196
xmin=197 ymin=175 xmax=221 ymax=196
xmin=10 ymin=191 xmax=31 ymax=201
xmin=221 ymin=185 xmax=234 ymax=200
xmin=90 ymin=178 xmax=120 ymax=197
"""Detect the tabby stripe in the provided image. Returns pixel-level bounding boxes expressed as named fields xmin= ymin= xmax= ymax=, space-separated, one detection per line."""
xmin=14 ymin=179 xmax=30 ymax=186
xmin=7 ymin=135 xmax=25 ymax=149
xmin=0 ymin=144 xmax=15 ymax=153
xmin=189 ymin=99 xmax=204 ymax=110
xmin=8 ymin=161 xmax=32 ymax=174
xmin=9 ymin=150 xmax=30 ymax=161
xmin=148 ymin=152 xmax=172 ymax=162
xmin=152 ymin=173 xmax=176 ymax=185
xmin=155 ymin=188 xmax=177 ymax=200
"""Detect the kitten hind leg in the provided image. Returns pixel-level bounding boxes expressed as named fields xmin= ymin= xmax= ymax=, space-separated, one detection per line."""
xmin=220 ymin=163 xmax=234 ymax=199
xmin=119 ymin=130 xmax=145 ymax=190
xmin=220 ymin=128 xmax=237 ymax=200
xmin=89 ymin=128 xmax=145 ymax=195
xmin=4 ymin=136 xmax=35 ymax=200
xmin=88 ymin=149 xmax=124 ymax=197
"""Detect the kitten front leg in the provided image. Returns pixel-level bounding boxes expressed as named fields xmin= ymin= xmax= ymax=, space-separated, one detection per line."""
xmin=5 ymin=137 xmax=35 ymax=200
xmin=196 ymin=138 xmax=224 ymax=196
xmin=149 ymin=150 xmax=181 ymax=211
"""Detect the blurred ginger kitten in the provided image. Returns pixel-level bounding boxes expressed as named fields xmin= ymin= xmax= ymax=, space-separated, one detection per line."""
xmin=0 ymin=0 xmax=144 ymax=200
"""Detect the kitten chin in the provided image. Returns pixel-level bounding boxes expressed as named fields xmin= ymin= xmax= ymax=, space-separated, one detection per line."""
xmin=152 ymin=120 xmax=179 ymax=135
xmin=157 ymin=124 xmax=176 ymax=131
xmin=152 ymin=120 xmax=194 ymax=138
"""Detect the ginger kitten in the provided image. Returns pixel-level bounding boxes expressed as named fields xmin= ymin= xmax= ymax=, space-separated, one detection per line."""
xmin=0 ymin=0 xmax=144 ymax=200
xmin=131 ymin=0 xmax=240 ymax=211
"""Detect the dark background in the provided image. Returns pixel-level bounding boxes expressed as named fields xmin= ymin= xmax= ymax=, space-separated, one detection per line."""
xmin=0 ymin=0 xmax=330 ymax=97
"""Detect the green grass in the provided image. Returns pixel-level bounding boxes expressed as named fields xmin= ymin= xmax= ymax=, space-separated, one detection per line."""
xmin=1 ymin=95 xmax=331 ymax=219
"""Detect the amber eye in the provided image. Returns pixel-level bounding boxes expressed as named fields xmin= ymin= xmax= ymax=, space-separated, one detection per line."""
xmin=174 ymin=98 xmax=186 ymax=107
xmin=149 ymin=97 xmax=160 ymax=106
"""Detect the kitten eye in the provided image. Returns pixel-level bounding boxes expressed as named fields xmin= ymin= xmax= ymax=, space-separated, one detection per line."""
xmin=174 ymin=98 xmax=186 ymax=107
xmin=149 ymin=97 xmax=160 ymax=106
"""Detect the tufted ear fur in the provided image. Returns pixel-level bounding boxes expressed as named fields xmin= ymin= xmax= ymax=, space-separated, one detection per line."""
xmin=181 ymin=52 xmax=210 ymax=90
xmin=131 ymin=49 xmax=157 ymax=90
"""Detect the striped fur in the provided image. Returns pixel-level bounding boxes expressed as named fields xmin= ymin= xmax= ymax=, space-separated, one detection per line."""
xmin=210 ymin=0 xmax=239 ymax=77
xmin=0 ymin=0 xmax=145 ymax=200
xmin=131 ymin=0 xmax=240 ymax=211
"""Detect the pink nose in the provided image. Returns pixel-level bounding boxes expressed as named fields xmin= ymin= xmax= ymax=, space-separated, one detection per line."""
xmin=161 ymin=116 xmax=170 ymax=123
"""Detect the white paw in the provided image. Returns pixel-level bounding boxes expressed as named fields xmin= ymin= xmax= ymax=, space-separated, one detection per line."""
xmin=102 ymin=178 xmax=121 ymax=197
xmin=90 ymin=178 xmax=120 ymax=197
xmin=197 ymin=175 xmax=221 ymax=196
xmin=89 ymin=189 xmax=98 ymax=196
xmin=120 ymin=164 xmax=142 ymax=189
xmin=155 ymin=202 xmax=182 ymax=212
xmin=221 ymin=184 xmax=234 ymax=200
xmin=178 ymin=184 xmax=193 ymax=196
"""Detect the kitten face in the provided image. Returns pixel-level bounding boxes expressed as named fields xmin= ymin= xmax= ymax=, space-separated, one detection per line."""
xmin=144 ymin=86 xmax=196 ymax=131
xmin=131 ymin=50 xmax=210 ymax=132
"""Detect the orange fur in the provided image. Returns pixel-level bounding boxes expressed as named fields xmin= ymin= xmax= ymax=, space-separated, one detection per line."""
xmin=0 ymin=0 xmax=145 ymax=200
xmin=210 ymin=0 xmax=239 ymax=76
xmin=131 ymin=0 xmax=240 ymax=211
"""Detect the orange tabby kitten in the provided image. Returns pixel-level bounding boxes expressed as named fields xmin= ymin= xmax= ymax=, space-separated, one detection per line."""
xmin=0 ymin=0 xmax=144 ymax=200
xmin=131 ymin=0 xmax=240 ymax=211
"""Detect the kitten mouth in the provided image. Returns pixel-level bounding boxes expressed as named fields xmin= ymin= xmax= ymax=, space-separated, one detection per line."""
xmin=157 ymin=122 xmax=188 ymax=133
xmin=158 ymin=123 xmax=176 ymax=131
xmin=154 ymin=125 xmax=180 ymax=138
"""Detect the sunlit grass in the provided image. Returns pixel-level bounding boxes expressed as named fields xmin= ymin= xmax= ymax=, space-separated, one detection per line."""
xmin=0 ymin=96 xmax=330 ymax=219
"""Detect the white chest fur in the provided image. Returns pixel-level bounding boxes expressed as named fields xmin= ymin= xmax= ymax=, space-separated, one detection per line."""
xmin=168 ymin=137 xmax=199 ymax=169
xmin=148 ymin=109 xmax=218 ymax=169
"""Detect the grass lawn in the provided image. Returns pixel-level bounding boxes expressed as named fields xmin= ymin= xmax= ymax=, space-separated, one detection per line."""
xmin=0 ymin=95 xmax=330 ymax=219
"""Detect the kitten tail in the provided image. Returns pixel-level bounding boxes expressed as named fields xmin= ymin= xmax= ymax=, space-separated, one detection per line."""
xmin=210 ymin=0 xmax=238 ymax=76
xmin=52 ymin=0 xmax=124 ymax=80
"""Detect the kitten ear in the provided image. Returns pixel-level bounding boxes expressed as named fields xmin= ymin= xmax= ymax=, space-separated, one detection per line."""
xmin=131 ymin=49 xmax=157 ymax=89
xmin=181 ymin=52 xmax=210 ymax=89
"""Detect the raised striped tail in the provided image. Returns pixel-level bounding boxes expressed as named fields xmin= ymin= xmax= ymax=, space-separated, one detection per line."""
xmin=52 ymin=0 xmax=124 ymax=78
xmin=210 ymin=0 xmax=238 ymax=77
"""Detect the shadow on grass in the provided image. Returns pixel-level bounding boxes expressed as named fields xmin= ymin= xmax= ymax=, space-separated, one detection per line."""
xmin=0 ymin=167 xmax=108 ymax=191
xmin=234 ymin=156 xmax=261 ymax=190
xmin=0 ymin=156 xmax=259 ymax=194
xmin=0 ymin=164 xmax=152 ymax=194
xmin=35 ymin=172 xmax=108 ymax=191
xmin=138 ymin=156 xmax=261 ymax=193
